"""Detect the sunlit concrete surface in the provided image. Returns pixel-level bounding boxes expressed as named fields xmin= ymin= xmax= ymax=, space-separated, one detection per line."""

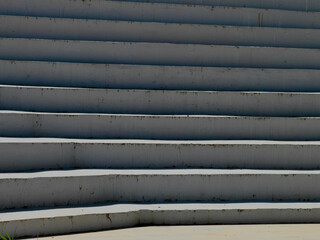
xmin=26 ymin=224 xmax=320 ymax=240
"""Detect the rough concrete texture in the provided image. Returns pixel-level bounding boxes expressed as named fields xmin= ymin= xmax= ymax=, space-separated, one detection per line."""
xmin=2 ymin=15 xmax=320 ymax=48
xmin=108 ymin=0 xmax=320 ymax=11
xmin=1 ymin=0 xmax=320 ymax=238
xmin=2 ymin=138 xmax=320 ymax=171
xmin=2 ymin=169 xmax=320 ymax=209
xmin=2 ymin=38 xmax=320 ymax=69
xmin=2 ymin=203 xmax=320 ymax=238
xmin=1 ymin=0 xmax=320 ymax=28
xmin=2 ymin=85 xmax=320 ymax=116
xmin=2 ymin=111 xmax=320 ymax=140
xmin=27 ymin=224 xmax=320 ymax=240
xmin=2 ymin=60 xmax=320 ymax=92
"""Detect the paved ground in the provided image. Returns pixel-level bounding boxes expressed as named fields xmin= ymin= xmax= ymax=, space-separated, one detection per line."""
xmin=27 ymin=224 xmax=320 ymax=240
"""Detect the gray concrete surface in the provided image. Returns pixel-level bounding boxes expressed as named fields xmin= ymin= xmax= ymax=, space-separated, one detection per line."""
xmin=1 ymin=0 xmax=320 ymax=28
xmin=26 ymin=224 xmax=320 ymax=240
xmin=2 ymin=85 xmax=320 ymax=116
xmin=1 ymin=0 xmax=320 ymax=238
xmin=110 ymin=0 xmax=320 ymax=11
xmin=2 ymin=15 xmax=320 ymax=48
xmin=2 ymin=38 xmax=320 ymax=69
xmin=1 ymin=169 xmax=320 ymax=209
xmin=2 ymin=203 xmax=320 ymax=238
xmin=2 ymin=61 xmax=320 ymax=92
xmin=1 ymin=111 xmax=320 ymax=140
xmin=2 ymin=138 xmax=320 ymax=171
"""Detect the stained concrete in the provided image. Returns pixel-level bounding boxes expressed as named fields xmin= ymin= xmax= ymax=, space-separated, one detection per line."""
xmin=1 ymin=0 xmax=320 ymax=238
xmin=27 ymin=224 xmax=320 ymax=240
xmin=2 ymin=60 xmax=320 ymax=92
xmin=2 ymin=138 xmax=320 ymax=171
xmin=108 ymin=0 xmax=320 ymax=12
xmin=2 ymin=169 xmax=320 ymax=209
xmin=2 ymin=15 xmax=320 ymax=48
xmin=1 ymin=0 xmax=320 ymax=28
xmin=2 ymin=203 xmax=320 ymax=238
xmin=2 ymin=111 xmax=320 ymax=140
xmin=2 ymin=38 xmax=320 ymax=69
xmin=3 ymin=85 xmax=320 ymax=116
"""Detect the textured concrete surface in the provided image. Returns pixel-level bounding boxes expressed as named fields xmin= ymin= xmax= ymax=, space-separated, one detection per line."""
xmin=107 ymin=0 xmax=320 ymax=11
xmin=1 ymin=0 xmax=320 ymax=28
xmin=2 ymin=111 xmax=320 ymax=140
xmin=2 ymin=169 xmax=320 ymax=209
xmin=2 ymin=15 xmax=320 ymax=48
xmin=2 ymin=38 xmax=320 ymax=69
xmin=2 ymin=203 xmax=320 ymax=238
xmin=2 ymin=60 xmax=320 ymax=92
xmin=27 ymin=224 xmax=320 ymax=240
xmin=1 ymin=0 xmax=320 ymax=238
xmin=2 ymin=138 xmax=320 ymax=171
xmin=3 ymin=85 xmax=320 ymax=116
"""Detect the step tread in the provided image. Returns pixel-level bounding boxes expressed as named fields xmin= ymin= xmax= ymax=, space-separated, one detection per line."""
xmin=2 ymin=202 xmax=320 ymax=238
xmin=1 ymin=110 xmax=318 ymax=119
xmin=4 ymin=84 xmax=320 ymax=95
xmin=4 ymin=84 xmax=320 ymax=116
xmin=2 ymin=202 xmax=320 ymax=221
xmin=1 ymin=0 xmax=320 ymax=24
xmin=2 ymin=15 xmax=320 ymax=49
xmin=2 ymin=38 xmax=319 ymax=69
xmin=1 ymin=169 xmax=320 ymax=179
xmin=2 ymin=60 xmax=320 ymax=92
xmin=2 ymin=137 xmax=320 ymax=145
xmin=5 ymin=14 xmax=320 ymax=31
xmin=103 ymin=0 xmax=320 ymax=12
xmin=3 ymin=37 xmax=319 ymax=51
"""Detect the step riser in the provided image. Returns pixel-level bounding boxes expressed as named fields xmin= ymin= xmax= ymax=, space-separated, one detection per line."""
xmin=1 ymin=142 xmax=320 ymax=171
xmin=2 ymin=61 xmax=320 ymax=91
xmin=108 ymin=0 xmax=320 ymax=12
xmin=2 ymin=112 xmax=320 ymax=140
xmin=2 ymin=38 xmax=320 ymax=69
xmin=1 ymin=0 xmax=320 ymax=28
xmin=2 ymin=206 xmax=320 ymax=238
xmin=2 ymin=86 xmax=320 ymax=117
xmin=2 ymin=211 xmax=139 ymax=238
xmin=2 ymin=16 xmax=320 ymax=48
xmin=1 ymin=173 xmax=320 ymax=209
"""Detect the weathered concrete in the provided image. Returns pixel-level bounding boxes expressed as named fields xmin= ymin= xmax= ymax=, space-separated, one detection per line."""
xmin=109 ymin=0 xmax=320 ymax=12
xmin=2 ymin=38 xmax=320 ymax=69
xmin=1 ymin=169 xmax=320 ymax=209
xmin=2 ymin=138 xmax=320 ymax=171
xmin=2 ymin=203 xmax=320 ymax=238
xmin=1 ymin=0 xmax=320 ymax=28
xmin=1 ymin=0 xmax=320 ymax=237
xmin=2 ymin=61 xmax=320 ymax=92
xmin=2 ymin=15 xmax=320 ymax=48
xmin=2 ymin=85 xmax=320 ymax=116
xmin=27 ymin=224 xmax=320 ymax=240
xmin=1 ymin=111 xmax=320 ymax=140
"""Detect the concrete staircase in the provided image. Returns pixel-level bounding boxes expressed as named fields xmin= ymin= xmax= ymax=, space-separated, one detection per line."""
xmin=1 ymin=0 xmax=320 ymax=238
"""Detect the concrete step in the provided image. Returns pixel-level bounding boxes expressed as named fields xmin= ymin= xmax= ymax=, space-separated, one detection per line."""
xmin=2 ymin=15 xmax=320 ymax=48
xmin=2 ymin=61 xmax=320 ymax=92
xmin=2 ymin=38 xmax=320 ymax=69
xmin=1 ymin=111 xmax=320 ymax=140
xmin=2 ymin=202 xmax=320 ymax=238
xmin=2 ymin=138 xmax=320 ymax=171
xmin=107 ymin=0 xmax=320 ymax=12
xmin=1 ymin=0 xmax=320 ymax=29
xmin=2 ymin=85 xmax=320 ymax=117
xmin=1 ymin=169 xmax=320 ymax=209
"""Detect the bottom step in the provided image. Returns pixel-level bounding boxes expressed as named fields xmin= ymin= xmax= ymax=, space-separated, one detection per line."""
xmin=1 ymin=202 xmax=320 ymax=238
